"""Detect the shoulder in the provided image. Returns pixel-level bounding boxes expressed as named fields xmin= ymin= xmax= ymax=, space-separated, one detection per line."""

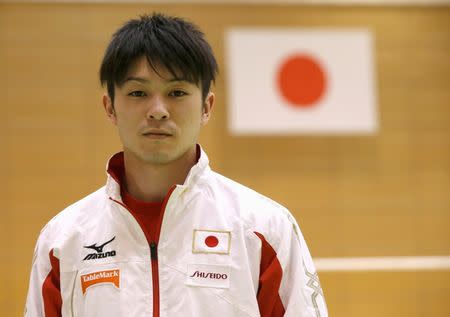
xmin=36 ymin=187 xmax=108 ymax=248
xmin=204 ymin=171 xmax=299 ymax=241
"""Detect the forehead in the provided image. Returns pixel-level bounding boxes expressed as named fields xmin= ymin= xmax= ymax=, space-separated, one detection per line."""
xmin=124 ymin=56 xmax=190 ymax=84
xmin=125 ymin=56 xmax=168 ymax=79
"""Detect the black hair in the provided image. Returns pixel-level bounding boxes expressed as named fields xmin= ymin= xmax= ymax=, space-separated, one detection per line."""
xmin=100 ymin=13 xmax=218 ymax=103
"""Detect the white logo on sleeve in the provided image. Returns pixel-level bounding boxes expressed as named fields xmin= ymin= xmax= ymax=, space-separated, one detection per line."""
xmin=192 ymin=229 xmax=231 ymax=254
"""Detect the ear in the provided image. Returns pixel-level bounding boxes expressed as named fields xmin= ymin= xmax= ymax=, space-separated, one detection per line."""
xmin=103 ymin=93 xmax=117 ymax=125
xmin=201 ymin=92 xmax=215 ymax=126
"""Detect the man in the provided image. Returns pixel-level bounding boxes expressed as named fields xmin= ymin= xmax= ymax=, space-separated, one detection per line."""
xmin=25 ymin=13 xmax=327 ymax=317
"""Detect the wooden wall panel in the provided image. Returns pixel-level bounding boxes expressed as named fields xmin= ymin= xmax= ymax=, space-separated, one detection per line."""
xmin=1 ymin=3 xmax=449 ymax=316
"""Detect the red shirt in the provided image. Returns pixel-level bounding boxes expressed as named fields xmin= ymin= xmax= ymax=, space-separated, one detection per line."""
xmin=108 ymin=147 xmax=201 ymax=245
xmin=121 ymin=189 xmax=163 ymax=244
xmin=107 ymin=152 xmax=164 ymax=245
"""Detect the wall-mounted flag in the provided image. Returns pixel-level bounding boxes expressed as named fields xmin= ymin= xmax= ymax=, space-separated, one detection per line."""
xmin=226 ymin=28 xmax=378 ymax=135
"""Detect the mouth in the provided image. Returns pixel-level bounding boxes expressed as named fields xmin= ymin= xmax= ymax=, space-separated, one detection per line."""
xmin=142 ymin=130 xmax=173 ymax=139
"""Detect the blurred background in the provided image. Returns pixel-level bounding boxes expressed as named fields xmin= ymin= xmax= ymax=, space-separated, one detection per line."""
xmin=1 ymin=1 xmax=449 ymax=316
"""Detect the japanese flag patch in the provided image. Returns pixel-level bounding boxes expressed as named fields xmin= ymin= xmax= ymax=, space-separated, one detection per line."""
xmin=192 ymin=229 xmax=231 ymax=254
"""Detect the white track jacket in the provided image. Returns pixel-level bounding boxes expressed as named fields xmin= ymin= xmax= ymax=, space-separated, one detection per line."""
xmin=25 ymin=148 xmax=328 ymax=317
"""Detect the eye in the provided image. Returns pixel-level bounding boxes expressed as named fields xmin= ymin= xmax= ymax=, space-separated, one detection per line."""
xmin=128 ymin=91 xmax=146 ymax=97
xmin=169 ymin=90 xmax=187 ymax=97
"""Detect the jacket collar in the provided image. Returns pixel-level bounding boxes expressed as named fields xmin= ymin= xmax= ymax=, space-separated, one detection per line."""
xmin=105 ymin=144 xmax=210 ymax=201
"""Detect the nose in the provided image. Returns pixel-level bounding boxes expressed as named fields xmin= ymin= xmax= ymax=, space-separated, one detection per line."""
xmin=146 ymin=95 xmax=169 ymax=120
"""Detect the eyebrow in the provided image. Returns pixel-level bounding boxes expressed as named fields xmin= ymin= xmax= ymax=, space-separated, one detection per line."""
xmin=123 ymin=76 xmax=190 ymax=84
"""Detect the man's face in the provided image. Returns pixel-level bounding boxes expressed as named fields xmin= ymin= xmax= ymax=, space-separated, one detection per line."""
xmin=103 ymin=56 xmax=214 ymax=165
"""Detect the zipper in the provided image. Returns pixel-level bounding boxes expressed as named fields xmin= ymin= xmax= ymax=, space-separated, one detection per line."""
xmin=110 ymin=184 xmax=177 ymax=317
xmin=149 ymin=185 xmax=176 ymax=317
xmin=150 ymin=242 xmax=158 ymax=260
xmin=150 ymin=242 xmax=159 ymax=317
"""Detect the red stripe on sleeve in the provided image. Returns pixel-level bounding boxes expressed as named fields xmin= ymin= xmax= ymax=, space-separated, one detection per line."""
xmin=254 ymin=231 xmax=285 ymax=317
xmin=42 ymin=249 xmax=62 ymax=317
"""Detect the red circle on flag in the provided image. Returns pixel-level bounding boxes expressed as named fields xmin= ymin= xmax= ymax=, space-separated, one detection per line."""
xmin=276 ymin=54 xmax=327 ymax=107
xmin=205 ymin=235 xmax=219 ymax=248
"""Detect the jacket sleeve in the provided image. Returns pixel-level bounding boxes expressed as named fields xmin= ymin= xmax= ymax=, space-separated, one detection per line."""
xmin=25 ymin=226 xmax=62 ymax=317
xmin=255 ymin=211 xmax=328 ymax=317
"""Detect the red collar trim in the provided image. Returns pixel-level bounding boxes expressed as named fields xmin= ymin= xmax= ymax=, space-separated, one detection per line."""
xmin=106 ymin=152 xmax=125 ymax=186
xmin=107 ymin=145 xmax=201 ymax=186
xmin=106 ymin=144 xmax=201 ymax=203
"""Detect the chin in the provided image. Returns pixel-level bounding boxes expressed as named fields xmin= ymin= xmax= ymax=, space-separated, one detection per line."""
xmin=130 ymin=143 xmax=194 ymax=165
xmin=139 ymin=151 xmax=174 ymax=165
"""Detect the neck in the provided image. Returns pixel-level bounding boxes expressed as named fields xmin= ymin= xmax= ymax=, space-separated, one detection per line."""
xmin=123 ymin=147 xmax=197 ymax=202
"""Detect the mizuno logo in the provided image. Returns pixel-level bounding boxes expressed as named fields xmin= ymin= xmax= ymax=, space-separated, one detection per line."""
xmin=83 ymin=236 xmax=116 ymax=261
xmin=84 ymin=236 xmax=115 ymax=253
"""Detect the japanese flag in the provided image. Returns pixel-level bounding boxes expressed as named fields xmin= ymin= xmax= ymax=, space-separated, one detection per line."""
xmin=192 ymin=230 xmax=231 ymax=254
xmin=226 ymin=28 xmax=378 ymax=135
